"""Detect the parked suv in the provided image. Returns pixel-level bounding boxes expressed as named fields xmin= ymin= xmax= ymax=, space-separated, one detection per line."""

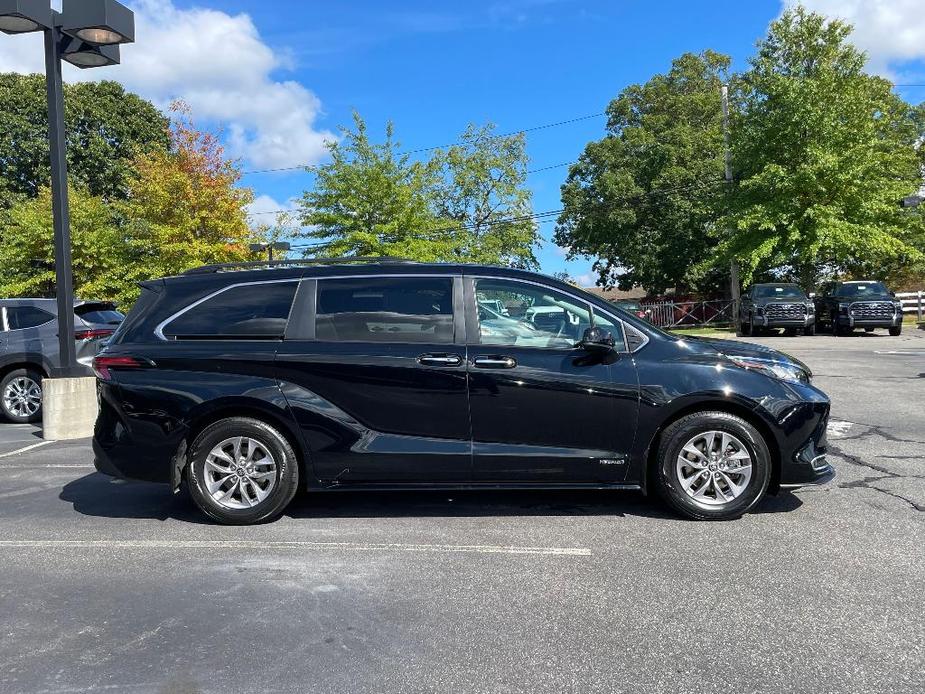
xmin=0 ymin=299 xmax=123 ymax=423
xmin=737 ymin=283 xmax=815 ymax=336
xmin=814 ymin=281 xmax=903 ymax=335
xmin=92 ymin=260 xmax=833 ymax=524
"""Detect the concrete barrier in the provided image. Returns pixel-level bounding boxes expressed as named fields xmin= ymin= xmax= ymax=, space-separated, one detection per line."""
xmin=41 ymin=377 xmax=97 ymax=441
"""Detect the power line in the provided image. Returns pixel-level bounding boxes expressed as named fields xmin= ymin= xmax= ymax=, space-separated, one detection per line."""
xmin=240 ymin=114 xmax=604 ymax=175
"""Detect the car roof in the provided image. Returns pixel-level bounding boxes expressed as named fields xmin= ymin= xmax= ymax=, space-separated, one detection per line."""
xmin=160 ymin=262 xmax=563 ymax=286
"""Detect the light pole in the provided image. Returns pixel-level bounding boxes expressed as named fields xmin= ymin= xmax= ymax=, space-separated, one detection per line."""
xmin=0 ymin=0 xmax=134 ymax=378
xmin=250 ymin=241 xmax=291 ymax=262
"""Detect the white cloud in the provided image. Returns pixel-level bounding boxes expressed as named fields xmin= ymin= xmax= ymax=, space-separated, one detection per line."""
xmin=574 ymin=272 xmax=597 ymax=288
xmin=0 ymin=0 xmax=335 ymax=170
xmin=785 ymin=1 xmax=925 ymax=74
xmin=245 ymin=194 xmax=300 ymax=228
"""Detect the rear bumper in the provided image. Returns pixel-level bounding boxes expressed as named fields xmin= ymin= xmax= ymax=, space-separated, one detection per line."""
xmin=92 ymin=382 xmax=181 ymax=484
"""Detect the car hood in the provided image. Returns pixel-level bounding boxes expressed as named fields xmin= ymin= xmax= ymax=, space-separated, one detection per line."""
xmin=676 ymin=335 xmax=812 ymax=377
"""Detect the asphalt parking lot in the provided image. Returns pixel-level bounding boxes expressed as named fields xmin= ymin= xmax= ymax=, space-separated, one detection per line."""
xmin=0 ymin=330 xmax=922 ymax=694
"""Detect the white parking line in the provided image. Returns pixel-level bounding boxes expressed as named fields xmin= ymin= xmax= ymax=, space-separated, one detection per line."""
xmin=826 ymin=420 xmax=853 ymax=438
xmin=0 ymin=539 xmax=593 ymax=556
xmin=0 ymin=440 xmax=54 ymax=459
xmin=873 ymin=350 xmax=925 ymax=356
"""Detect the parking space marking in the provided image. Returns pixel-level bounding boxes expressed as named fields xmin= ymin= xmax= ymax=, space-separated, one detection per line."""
xmin=0 ymin=539 xmax=593 ymax=556
xmin=873 ymin=350 xmax=925 ymax=356
xmin=826 ymin=420 xmax=853 ymax=438
xmin=0 ymin=440 xmax=54 ymax=459
xmin=0 ymin=464 xmax=94 ymax=469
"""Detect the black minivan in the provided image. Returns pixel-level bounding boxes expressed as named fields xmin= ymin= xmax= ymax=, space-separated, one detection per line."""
xmin=93 ymin=259 xmax=833 ymax=524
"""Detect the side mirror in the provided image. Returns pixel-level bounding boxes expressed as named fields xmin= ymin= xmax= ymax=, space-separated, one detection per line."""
xmin=580 ymin=327 xmax=615 ymax=353
xmin=890 ymin=290 xmax=896 ymax=297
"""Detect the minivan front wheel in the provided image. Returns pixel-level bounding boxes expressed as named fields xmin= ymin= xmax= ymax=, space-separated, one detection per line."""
xmin=187 ymin=417 xmax=299 ymax=525
xmin=1 ymin=369 xmax=43 ymax=424
xmin=655 ymin=411 xmax=770 ymax=520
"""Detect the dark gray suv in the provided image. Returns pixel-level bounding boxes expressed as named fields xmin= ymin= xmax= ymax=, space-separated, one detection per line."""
xmin=0 ymin=299 xmax=123 ymax=423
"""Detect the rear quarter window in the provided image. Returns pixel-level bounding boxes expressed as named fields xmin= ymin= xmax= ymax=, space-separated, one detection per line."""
xmin=5 ymin=306 xmax=55 ymax=330
xmin=161 ymin=281 xmax=298 ymax=340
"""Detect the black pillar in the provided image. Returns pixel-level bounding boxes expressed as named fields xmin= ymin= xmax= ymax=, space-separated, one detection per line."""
xmin=43 ymin=23 xmax=79 ymax=377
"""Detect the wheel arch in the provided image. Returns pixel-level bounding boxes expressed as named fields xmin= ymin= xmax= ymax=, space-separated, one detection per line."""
xmin=642 ymin=400 xmax=782 ymax=496
xmin=173 ymin=398 xmax=309 ymax=491
xmin=0 ymin=357 xmax=50 ymax=381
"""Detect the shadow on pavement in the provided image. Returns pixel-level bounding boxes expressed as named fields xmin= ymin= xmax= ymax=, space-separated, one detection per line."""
xmin=59 ymin=472 xmax=803 ymax=523
xmin=59 ymin=473 xmax=208 ymax=524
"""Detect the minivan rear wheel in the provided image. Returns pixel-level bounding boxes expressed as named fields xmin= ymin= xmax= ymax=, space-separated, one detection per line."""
xmin=655 ymin=411 xmax=771 ymax=520
xmin=1 ymin=368 xmax=43 ymax=424
xmin=187 ymin=417 xmax=299 ymax=525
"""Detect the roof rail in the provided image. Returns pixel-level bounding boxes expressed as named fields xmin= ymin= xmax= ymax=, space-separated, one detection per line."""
xmin=182 ymin=256 xmax=418 ymax=275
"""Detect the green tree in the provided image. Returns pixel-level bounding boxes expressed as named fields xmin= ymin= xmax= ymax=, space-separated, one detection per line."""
xmin=433 ymin=124 xmax=538 ymax=268
xmin=118 ymin=103 xmax=256 ymax=293
xmin=555 ymin=51 xmax=731 ymax=293
xmin=298 ymin=113 xmax=538 ymax=265
xmin=723 ymin=6 xmax=924 ymax=287
xmin=0 ymin=105 xmax=257 ymax=306
xmin=0 ymin=74 xmax=170 ymax=202
xmin=0 ymin=185 xmax=130 ymax=302
xmin=298 ymin=113 xmax=452 ymax=260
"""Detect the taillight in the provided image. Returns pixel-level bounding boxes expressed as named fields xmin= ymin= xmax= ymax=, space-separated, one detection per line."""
xmin=75 ymin=328 xmax=115 ymax=341
xmin=92 ymin=355 xmax=144 ymax=381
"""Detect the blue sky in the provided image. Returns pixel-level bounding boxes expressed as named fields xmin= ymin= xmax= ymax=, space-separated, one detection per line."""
xmin=3 ymin=1 xmax=924 ymax=285
xmin=228 ymin=0 xmax=785 ymax=284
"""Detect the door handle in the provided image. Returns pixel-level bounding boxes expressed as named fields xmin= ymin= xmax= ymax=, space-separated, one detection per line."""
xmin=418 ymin=353 xmax=462 ymax=367
xmin=472 ymin=356 xmax=517 ymax=369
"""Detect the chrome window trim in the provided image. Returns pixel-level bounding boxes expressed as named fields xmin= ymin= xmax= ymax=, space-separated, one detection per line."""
xmin=154 ymin=278 xmax=300 ymax=341
xmin=467 ymin=274 xmax=646 ymax=353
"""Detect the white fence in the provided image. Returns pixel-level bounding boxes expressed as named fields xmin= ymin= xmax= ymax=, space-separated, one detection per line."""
xmin=896 ymin=291 xmax=924 ymax=321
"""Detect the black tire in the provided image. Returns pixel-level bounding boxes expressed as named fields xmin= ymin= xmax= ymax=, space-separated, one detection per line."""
xmin=0 ymin=368 xmax=43 ymax=424
xmin=832 ymin=317 xmax=846 ymax=336
xmin=187 ymin=417 xmax=300 ymax=525
xmin=864 ymin=327 xmax=875 ymax=333
xmin=654 ymin=411 xmax=771 ymax=521
xmin=804 ymin=323 xmax=816 ymax=336
xmin=889 ymin=325 xmax=902 ymax=336
xmin=783 ymin=328 xmax=797 ymax=337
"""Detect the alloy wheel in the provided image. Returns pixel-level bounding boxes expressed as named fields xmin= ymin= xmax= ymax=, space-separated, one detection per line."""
xmin=204 ymin=436 xmax=278 ymax=510
xmin=2 ymin=376 xmax=42 ymax=419
xmin=676 ymin=430 xmax=753 ymax=506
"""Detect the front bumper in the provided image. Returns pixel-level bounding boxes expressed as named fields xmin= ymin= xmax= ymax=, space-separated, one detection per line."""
xmin=777 ymin=401 xmax=834 ymax=486
xmin=755 ymin=315 xmax=815 ymax=328
xmin=837 ymin=313 xmax=901 ymax=329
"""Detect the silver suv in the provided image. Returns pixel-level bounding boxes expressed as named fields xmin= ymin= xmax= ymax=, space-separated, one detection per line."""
xmin=0 ymin=299 xmax=123 ymax=423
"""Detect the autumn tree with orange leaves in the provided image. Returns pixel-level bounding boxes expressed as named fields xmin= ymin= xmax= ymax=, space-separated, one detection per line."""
xmin=0 ymin=102 xmax=258 ymax=305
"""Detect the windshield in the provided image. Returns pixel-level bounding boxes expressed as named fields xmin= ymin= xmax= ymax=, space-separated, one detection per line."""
xmin=835 ymin=282 xmax=889 ymax=298
xmin=753 ymin=285 xmax=806 ymax=299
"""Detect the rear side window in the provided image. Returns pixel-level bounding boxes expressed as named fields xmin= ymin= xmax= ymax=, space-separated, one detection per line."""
xmin=75 ymin=306 xmax=124 ymax=325
xmin=162 ymin=282 xmax=297 ymax=340
xmin=5 ymin=306 xmax=55 ymax=330
xmin=315 ymin=277 xmax=454 ymax=343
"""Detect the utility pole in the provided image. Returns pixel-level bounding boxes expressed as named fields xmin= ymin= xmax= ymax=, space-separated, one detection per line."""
xmin=721 ymin=84 xmax=740 ymax=318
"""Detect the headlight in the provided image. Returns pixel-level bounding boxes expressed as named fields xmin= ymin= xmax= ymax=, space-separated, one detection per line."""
xmin=755 ymin=307 xmax=764 ymax=315
xmin=806 ymin=303 xmax=814 ymax=313
xmin=726 ymin=355 xmax=809 ymax=384
xmin=838 ymin=302 xmax=850 ymax=313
